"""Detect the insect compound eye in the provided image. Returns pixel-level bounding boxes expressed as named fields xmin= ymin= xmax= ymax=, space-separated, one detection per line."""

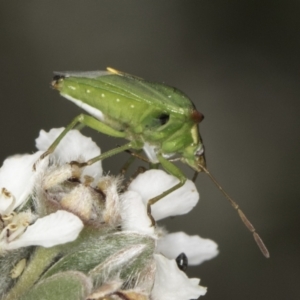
xmin=175 ymin=252 xmax=188 ymax=271
xmin=158 ymin=113 xmax=170 ymax=126
xmin=191 ymin=109 xmax=204 ymax=123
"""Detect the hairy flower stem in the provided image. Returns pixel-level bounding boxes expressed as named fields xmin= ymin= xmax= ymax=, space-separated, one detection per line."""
xmin=3 ymin=247 xmax=59 ymax=300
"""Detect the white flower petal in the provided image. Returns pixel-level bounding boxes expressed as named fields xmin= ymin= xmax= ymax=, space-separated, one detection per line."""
xmin=152 ymin=254 xmax=206 ymax=300
xmin=128 ymin=170 xmax=199 ymax=220
xmin=0 ymin=188 xmax=15 ymax=214
xmin=0 ymin=152 xmax=45 ymax=212
xmin=120 ymin=191 xmax=154 ymax=235
xmin=35 ymin=128 xmax=102 ymax=180
xmin=157 ymin=231 xmax=218 ymax=265
xmin=6 ymin=210 xmax=83 ymax=249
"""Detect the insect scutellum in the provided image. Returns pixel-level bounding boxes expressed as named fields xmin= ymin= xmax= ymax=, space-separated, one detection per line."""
xmin=39 ymin=67 xmax=269 ymax=258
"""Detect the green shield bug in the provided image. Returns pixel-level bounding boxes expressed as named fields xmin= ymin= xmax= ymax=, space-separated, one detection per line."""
xmin=39 ymin=68 xmax=269 ymax=258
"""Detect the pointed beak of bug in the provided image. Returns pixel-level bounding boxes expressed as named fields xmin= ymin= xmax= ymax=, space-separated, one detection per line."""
xmin=184 ymin=147 xmax=206 ymax=172
xmin=196 ymin=152 xmax=206 ymax=171
xmin=194 ymin=143 xmax=206 ymax=171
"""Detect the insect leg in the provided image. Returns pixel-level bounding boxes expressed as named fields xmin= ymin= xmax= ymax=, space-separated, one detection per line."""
xmin=34 ymin=114 xmax=127 ymax=169
xmin=125 ymin=150 xmax=151 ymax=164
xmin=73 ymin=142 xmax=136 ymax=167
xmin=146 ymin=155 xmax=187 ymax=225
xmin=121 ymin=166 xmax=147 ymax=192
xmin=119 ymin=155 xmax=137 ymax=175
xmin=119 ymin=149 xmax=150 ymax=176
xmin=125 ymin=151 xmax=160 ymax=170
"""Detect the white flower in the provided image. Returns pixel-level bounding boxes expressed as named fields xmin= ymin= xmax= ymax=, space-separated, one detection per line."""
xmin=152 ymin=254 xmax=207 ymax=300
xmin=0 ymin=128 xmax=102 ymax=215
xmin=0 ymin=152 xmax=46 ymax=214
xmin=0 ymin=127 xmax=218 ymax=298
xmin=2 ymin=210 xmax=83 ymax=250
xmin=0 ymin=128 xmax=102 ymax=252
xmin=127 ymin=169 xmax=199 ymax=221
xmin=121 ymin=169 xmax=218 ymax=264
xmin=120 ymin=169 xmax=218 ymax=298
xmin=120 ymin=191 xmax=154 ymax=235
xmin=157 ymin=231 xmax=218 ymax=265
xmin=36 ymin=128 xmax=102 ymax=181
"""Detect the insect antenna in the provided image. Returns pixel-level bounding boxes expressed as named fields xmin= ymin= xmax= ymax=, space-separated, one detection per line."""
xmin=199 ymin=165 xmax=270 ymax=258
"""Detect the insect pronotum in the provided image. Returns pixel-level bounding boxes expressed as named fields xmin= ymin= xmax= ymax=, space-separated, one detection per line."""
xmin=37 ymin=67 xmax=269 ymax=258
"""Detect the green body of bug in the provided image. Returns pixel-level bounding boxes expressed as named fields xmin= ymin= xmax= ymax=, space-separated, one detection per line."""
xmin=43 ymin=68 xmax=269 ymax=258
xmin=52 ymin=68 xmax=206 ymax=172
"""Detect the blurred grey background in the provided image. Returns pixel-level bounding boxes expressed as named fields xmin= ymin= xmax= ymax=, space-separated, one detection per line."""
xmin=1 ymin=1 xmax=299 ymax=299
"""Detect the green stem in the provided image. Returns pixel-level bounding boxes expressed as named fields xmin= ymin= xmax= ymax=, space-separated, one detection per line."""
xmin=3 ymin=247 xmax=59 ymax=300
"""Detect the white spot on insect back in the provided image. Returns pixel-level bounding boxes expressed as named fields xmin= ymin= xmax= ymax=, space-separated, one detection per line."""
xmin=62 ymin=94 xmax=105 ymax=121
xmin=116 ymin=98 xmax=120 ymax=102
xmin=68 ymin=86 xmax=76 ymax=90
xmin=130 ymin=104 xmax=134 ymax=108
xmin=86 ymin=89 xmax=91 ymax=93
xmin=101 ymin=93 xmax=105 ymax=98
xmin=168 ymin=95 xmax=172 ymax=98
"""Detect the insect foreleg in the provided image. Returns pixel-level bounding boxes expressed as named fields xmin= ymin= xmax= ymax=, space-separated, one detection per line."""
xmin=146 ymin=155 xmax=187 ymax=225
xmin=34 ymin=114 xmax=127 ymax=169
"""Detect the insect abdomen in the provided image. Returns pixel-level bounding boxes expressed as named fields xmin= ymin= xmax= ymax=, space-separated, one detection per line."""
xmin=55 ymin=76 xmax=157 ymax=132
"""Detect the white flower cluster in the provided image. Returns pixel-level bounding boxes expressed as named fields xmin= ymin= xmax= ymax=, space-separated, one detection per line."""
xmin=0 ymin=128 xmax=218 ymax=300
